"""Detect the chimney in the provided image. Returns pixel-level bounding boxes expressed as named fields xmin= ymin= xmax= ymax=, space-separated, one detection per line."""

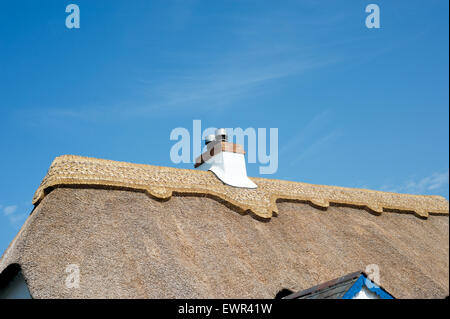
xmin=195 ymin=129 xmax=257 ymax=189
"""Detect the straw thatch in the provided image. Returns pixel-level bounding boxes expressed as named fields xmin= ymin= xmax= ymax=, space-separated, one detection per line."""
xmin=0 ymin=155 xmax=448 ymax=299
xmin=33 ymin=155 xmax=449 ymax=219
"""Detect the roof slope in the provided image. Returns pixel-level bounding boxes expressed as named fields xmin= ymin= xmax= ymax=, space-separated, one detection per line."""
xmin=0 ymin=155 xmax=448 ymax=299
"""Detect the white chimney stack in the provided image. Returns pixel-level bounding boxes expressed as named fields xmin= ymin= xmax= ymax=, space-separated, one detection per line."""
xmin=195 ymin=129 xmax=257 ymax=189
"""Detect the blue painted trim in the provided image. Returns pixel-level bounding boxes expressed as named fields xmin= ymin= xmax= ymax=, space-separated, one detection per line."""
xmin=342 ymin=275 xmax=365 ymax=299
xmin=342 ymin=274 xmax=394 ymax=299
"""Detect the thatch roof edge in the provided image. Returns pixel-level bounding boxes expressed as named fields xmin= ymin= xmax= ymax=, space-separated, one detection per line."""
xmin=31 ymin=155 xmax=449 ymax=220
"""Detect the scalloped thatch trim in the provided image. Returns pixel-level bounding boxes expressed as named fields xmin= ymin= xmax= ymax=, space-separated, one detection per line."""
xmin=32 ymin=155 xmax=449 ymax=219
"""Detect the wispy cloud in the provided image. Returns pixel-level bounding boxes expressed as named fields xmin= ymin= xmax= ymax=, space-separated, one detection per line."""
xmin=280 ymin=109 xmax=342 ymax=166
xmin=3 ymin=205 xmax=17 ymax=216
xmin=380 ymin=171 xmax=449 ymax=196
xmin=144 ymin=58 xmax=333 ymax=111
xmin=289 ymin=129 xmax=342 ymax=166
xmin=2 ymin=204 xmax=27 ymax=226
xmin=42 ymin=55 xmax=334 ymax=122
xmin=404 ymin=171 xmax=449 ymax=194
xmin=16 ymin=3 xmax=401 ymax=125
xmin=20 ymin=5 xmax=343 ymax=123
xmin=280 ymin=109 xmax=333 ymax=155
xmin=19 ymin=52 xmax=336 ymax=125
xmin=8 ymin=213 xmax=28 ymax=225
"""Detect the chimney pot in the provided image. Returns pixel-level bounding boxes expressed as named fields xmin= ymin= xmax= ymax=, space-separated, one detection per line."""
xmin=215 ymin=128 xmax=228 ymax=142
xmin=195 ymin=127 xmax=256 ymax=189
xmin=205 ymin=134 xmax=216 ymax=145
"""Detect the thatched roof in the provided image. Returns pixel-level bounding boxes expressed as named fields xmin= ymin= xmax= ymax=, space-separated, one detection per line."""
xmin=0 ymin=155 xmax=448 ymax=298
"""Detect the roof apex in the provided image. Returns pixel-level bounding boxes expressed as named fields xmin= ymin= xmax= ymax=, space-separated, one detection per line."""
xmin=32 ymin=154 xmax=449 ymax=219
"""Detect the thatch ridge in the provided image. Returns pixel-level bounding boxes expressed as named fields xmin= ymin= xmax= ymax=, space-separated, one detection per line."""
xmin=32 ymin=155 xmax=449 ymax=219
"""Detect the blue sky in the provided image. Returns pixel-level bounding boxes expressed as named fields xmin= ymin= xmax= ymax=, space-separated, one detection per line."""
xmin=0 ymin=0 xmax=448 ymax=254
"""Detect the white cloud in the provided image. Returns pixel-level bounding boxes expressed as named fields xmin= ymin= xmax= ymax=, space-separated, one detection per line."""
xmin=3 ymin=205 xmax=17 ymax=216
xmin=379 ymin=171 xmax=449 ymax=196
xmin=23 ymin=55 xmax=334 ymax=123
xmin=1 ymin=204 xmax=29 ymax=227
xmin=8 ymin=213 xmax=27 ymax=226
xmin=404 ymin=171 xmax=449 ymax=194
xmin=289 ymin=129 xmax=342 ymax=166
xmin=21 ymin=11 xmax=340 ymax=123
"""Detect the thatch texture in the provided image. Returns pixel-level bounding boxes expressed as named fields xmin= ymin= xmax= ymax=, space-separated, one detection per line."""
xmin=32 ymin=155 xmax=449 ymax=219
xmin=1 ymin=186 xmax=448 ymax=299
